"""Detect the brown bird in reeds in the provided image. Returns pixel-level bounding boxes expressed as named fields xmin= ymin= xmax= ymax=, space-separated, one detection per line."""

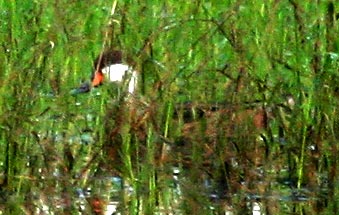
xmin=72 ymin=50 xmax=137 ymax=94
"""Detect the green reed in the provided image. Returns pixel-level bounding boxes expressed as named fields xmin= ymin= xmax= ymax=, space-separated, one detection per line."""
xmin=0 ymin=0 xmax=339 ymax=214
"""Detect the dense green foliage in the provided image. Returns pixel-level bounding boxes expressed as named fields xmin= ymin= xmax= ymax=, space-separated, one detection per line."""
xmin=0 ymin=0 xmax=339 ymax=214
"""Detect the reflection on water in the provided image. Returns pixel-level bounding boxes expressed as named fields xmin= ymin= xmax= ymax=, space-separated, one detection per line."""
xmin=35 ymin=165 xmax=330 ymax=215
xmin=8 ymin=95 xmax=336 ymax=215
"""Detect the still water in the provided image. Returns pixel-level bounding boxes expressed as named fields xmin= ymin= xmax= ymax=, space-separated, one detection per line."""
xmin=5 ymin=92 xmax=336 ymax=215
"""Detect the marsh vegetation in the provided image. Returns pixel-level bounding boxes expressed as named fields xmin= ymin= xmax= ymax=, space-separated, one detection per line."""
xmin=0 ymin=1 xmax=338 ymax=214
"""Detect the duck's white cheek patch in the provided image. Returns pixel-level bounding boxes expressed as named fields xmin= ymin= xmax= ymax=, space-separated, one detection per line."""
xmin=102 ymin=64 xmax=130 ymax=82
xmin=102 ymin=64 xmax=137 ymax=94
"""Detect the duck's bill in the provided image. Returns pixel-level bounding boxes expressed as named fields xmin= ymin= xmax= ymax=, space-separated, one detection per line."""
xmin=70 ymin=82 xmax=91 ymax=95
